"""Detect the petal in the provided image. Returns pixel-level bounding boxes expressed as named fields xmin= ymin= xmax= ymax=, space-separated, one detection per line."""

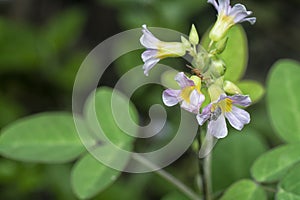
xmin=241 ymin=17 xmax=256 ymax=25
xmin=207 ymin=114 xmax=228 ymax=138
xmin=228 ymin=94 xmax=251 ymax=107
xmin=140 ymin=25 xmax=160 ymax=49
xmin=197 ymin=104 xmax=212 ymax=125
xmin=229 ymin=3 xmax=248 ymax=17
xmin=228 ymin=3 xmax=256 ymax=24
xmin=143 ymin=58 xmax=160 ymax=76
xmin=218 ymin=0 xmax=230 ymax=14
xmin=207 ymin=0 xmax=219 ymax=11
xmin=189 ymin=90 xmax=205 ymax=113
xmin=141 ymin=49 xmax=157 ymax=62
xmin=225 ymin=106 xmax=250 ymax=130
xmin=175 ymin=72 xmax=194 ymax=88
xmin=162 ymin=89 xmax=181 ymax=106
xmin=181 ymin=90 xmax=205 ymax=114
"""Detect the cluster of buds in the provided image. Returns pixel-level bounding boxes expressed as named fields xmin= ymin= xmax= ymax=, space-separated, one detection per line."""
xmin=140 ymin=0 xmax=255 ymax=139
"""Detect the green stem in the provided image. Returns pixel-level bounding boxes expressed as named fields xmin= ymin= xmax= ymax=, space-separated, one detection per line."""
xmin=132 ymin=154 xmax=201 ymax=200
xmin=197 ymin=127 xmax=213 ymax=200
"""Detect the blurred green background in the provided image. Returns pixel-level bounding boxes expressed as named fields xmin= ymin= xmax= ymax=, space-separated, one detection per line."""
xmin=0 ymin=0 xmax=299 ymax=199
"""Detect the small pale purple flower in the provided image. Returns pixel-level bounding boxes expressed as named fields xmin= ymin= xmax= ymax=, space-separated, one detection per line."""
xmin=140 ymin=25 xmax=186 ymax=76
xmin=197 ymin=94 xmax=251 ymax=138
xmin=208 ymin=0 xmax=256 ymax=41
xmin=162 ymin=72 xmax=205 ymax=114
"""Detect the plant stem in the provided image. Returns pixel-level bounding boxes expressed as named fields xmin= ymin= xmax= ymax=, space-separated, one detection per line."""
xmin=132 ymin=154 xmax=201 ymax=200
xmin=197 ymin=127 xmax=213 ymax=200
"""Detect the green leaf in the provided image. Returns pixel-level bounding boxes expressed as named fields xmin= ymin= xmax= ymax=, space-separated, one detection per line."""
xmin=212 ymin=129 xmax=267 ymax=191
xmin=237 ymin=80 xmax=265 ymax=103
xmin=0 ymin=18 xmax=39 ymax=70
xmin=276 ymin=163 xmax=300 ymax=199
xmin=220 ymin=179 xmax=267 ymax=200
xmin=41 ymin=7 xmax=86 ymax=53
xmin=267 ymin=59 xmax=300 ymax=143
xmin=276 ymin=190 xmax=300 ymax=200
xmin=85 ymin=87 xmax=138 ymax=147
xmin=0 ymin=112 xmax=85 ymax=163
xmin=251 ymin=144 xmax=300 ymax=182
xmin=201 ymin=25 xmax=248 ymax=82
xmin=162 ymin=191 xmax=190 ymax=200
xmin=72 ymin=87 xmax=139 ymax=199
xmin=71 ymin=152 xmax=121 ymax=199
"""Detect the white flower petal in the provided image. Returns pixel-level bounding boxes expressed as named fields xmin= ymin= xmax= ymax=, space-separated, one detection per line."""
xmin=208 ymin=114 xmax=228 ymax=138
xmin=140 ymin=25 xmax=160 ymax=49
xmin=143 ymin=58 xmax=160 ymax=76
xmin=196 ymin=104 xmax=212 ymax=125
xmin=229 ymin=94 xmax=251 ymax=107
xmin=141 ymin=49 xmax=157 ymax=62
xmin=225 ymin=106 xmax=250 ymax=130
xmin=207 ymin=0 xmax=219 ymax=11
xmin=175 ymin=72 xmax=194 ymax=88
xmin=162 ymin=89 xmax=181 ymax=106
xmin=189 ymin=90 xmax=205 ymax=113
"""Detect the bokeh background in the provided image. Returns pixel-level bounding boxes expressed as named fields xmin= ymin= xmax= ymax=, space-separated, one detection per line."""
xmin=0 ymin=0 xmax=299 ymax=199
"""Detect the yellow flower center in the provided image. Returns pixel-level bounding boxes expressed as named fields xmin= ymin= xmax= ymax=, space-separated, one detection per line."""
xmin=180 ymin=76 xmax=202 ymax=103
xmin=211 ymin=98 xmax=233 ymax=113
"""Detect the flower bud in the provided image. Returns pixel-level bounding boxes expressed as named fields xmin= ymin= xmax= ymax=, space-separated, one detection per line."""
xmin=181 ymin=36 xmax=191 ymax=50
xmin=224 ymin=80 xmax=242 ymax=95
xmin=215 ymin=37 xmax=228 ymax=54
xmin=210 ymin=59 xmax=226 ymax=78
xmin=189 ymin=24 xmax=199 ymax=45
xmin=208 ymin=83 xmax=224 ymax=102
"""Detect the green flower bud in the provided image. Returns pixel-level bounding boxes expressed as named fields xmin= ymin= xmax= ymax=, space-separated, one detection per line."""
xmin=210 ymin=59 xmax=226 ymax=78
xmin=181 ymin=36 xmax=191 ymax=50
xmin=189 ymin=24 xmax=199 ymax=45
xmin=215 ymin=37 xmax=228 ymax=54
xmin=224 ymin=80 xmax=242 ymax=95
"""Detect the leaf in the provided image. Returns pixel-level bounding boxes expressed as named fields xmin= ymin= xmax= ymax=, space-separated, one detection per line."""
xmin=41 ymin=7 xmax=86 ymax=53
xmin=0 ymin=112 xmax=85 ymax=163
xmin=276 ymin=190 xmax=300 ymax=200
xmin=212 ymin=129 xmax=267 ymax=191
xmin=0 ymin=18 xmax=38 ymax=70
xmin=251 ymin=144 xmax=300 ymax=182
xmin=220 ymin=179 xmax=267 ymax=200
xmin=276 ymin=163 xmax=300 ymax=199
xmin=162 ymin=191 xmax=190 ymax=200
xmin=71 ymin=152 xmax=121 ymax=199
xmin=237 ymin=80 xmax=265 ymax=103
xmin=84 ymin=87 xmax=138 ymax=147
xmin=72 ymin=87 xmax=139 ymax=199
xmin=201 ymin=25 xmax=248 ymax=82
xmin=267 ymin=59 xmax=300 ymax=143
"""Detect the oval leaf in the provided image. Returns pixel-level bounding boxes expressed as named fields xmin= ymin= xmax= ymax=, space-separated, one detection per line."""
xmin=201 ymin=25 xmax=248 ymax=82
xmin=276 ymin=190 xmax=300 ymax=200
xmin=72 ymin=87 xmax=139 ymax=199
xmin=277 ymin=163 xmax=300 ymax=199
xmin=212 ymin=129 xmax=267 ymax=191
xmin=251 ymin=144 xmax=300 ymax=182
xmin=267 ymin=59 xmax=300 ymax=143
xmin=220 ymin=179 xmax=267 ymax=200
xmin=0 ymin=112 xmax=85 ymax=163
xmin=237 ymin=80 xmax=265 ymax=103
xmin=71 ymin=152 xmax=120 ymax=199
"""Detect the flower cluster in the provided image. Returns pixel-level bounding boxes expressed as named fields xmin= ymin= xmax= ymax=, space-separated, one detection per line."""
xmin=139 ymin=0 xmax=255 ymax=139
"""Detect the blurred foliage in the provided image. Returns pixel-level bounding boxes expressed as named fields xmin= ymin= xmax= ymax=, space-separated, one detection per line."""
xmin=0 ymin=0 xmax=299 ymax=200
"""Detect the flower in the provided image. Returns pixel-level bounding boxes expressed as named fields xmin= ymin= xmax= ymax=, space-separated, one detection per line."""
xmin=162 ymin=72 xmax=205 ymax=114
xmin=140 ymin=25 xmax=186 ymax=76
xmin=197 ymin=94 xmax=251 ymax=138
xmin=208 ymin=0 xmax=256 ymax=41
